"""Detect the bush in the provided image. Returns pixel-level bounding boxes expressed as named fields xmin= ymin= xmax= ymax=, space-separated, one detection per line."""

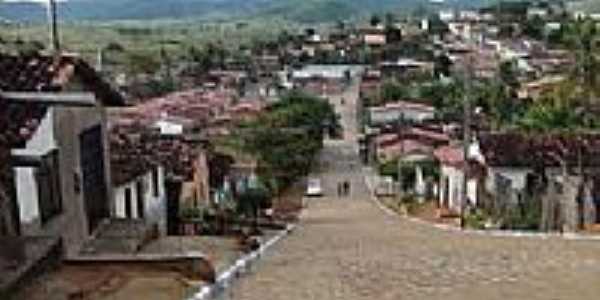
xmin=464 ymin=209 xmax=487 ymax=230
xmin=180 ymin=206 xmax=203 ymax=220
xmin=501 ymin=198 xmax=542 ymax=230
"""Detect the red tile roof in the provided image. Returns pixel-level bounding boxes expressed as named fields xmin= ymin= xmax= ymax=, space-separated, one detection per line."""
xmin=109 ymin=124 xmax=203 ymax=185
xmin=0 ymin=52 xmax=124 ymax=106
xmin=108 ymin=88 xmax=236 ymax=184
xmin=479 ymin=133 xmax=600 ymax=168
xmin=434 ymin=145 xmax=464 ymax=167
xmin=380 ymin=139 xmax=433 ymax=158
xmin=0 ymin=52 xmax=124 ymax=194
xmin=112 ymin=89 xmax=234 ymax=130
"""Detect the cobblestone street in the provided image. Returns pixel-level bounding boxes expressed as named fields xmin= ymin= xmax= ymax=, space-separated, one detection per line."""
xmin=224 ymin=82 xmax=600 ymax=300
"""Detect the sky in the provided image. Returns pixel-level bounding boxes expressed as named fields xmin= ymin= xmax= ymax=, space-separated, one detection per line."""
xmin=2 ymin=0 xmax=68 ymax=3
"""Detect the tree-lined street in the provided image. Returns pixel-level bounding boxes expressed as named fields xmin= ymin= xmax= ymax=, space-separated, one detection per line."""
xmin=226 ymin=82 xmax=600 ymax=300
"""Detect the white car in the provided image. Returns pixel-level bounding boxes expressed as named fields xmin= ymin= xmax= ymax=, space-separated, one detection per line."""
xmin=305 ymin=178 xmax=323 ymax=197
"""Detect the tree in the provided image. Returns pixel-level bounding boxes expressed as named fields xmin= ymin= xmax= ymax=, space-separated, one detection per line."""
xmin=106 ymin=42 xmax=125 ymax=52
xmin=499 ymin=60 xmax=520 ymax=91
xmin=563 ymin=18 xmax=600 ymax=118
xmin=370 ymin=14 xmax=382 ymax=27
xmin=125 ymin=52 xmax=160 ymax=74
xmin=237 ymin=185 xmax=271 ymax=229
xmin=239 ymin=91 xmax=337 ymax=188
xmin=518 ymin=102 xmax=579 ymax=132
xmin=522 ymin=15 xmax=545 ymax=40
xmin=434 ymin=53 xmax=452 ymax=78
xmin=429 ymin=16 xmax=449 ymax=38
xmin=380 ymin=80 xmax=411 ymax=103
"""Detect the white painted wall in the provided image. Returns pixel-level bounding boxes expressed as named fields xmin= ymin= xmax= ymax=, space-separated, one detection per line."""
xmin=485 ymin=167 xmax=531 ymax=195
xmin=113 ymin=166 xmax=167 ymax=235
xmin=12 ymin=109 xmax=56 ymax=227
xmin=369 ymin=108 xmax=435 ymax=125
xmin=439 ymin=165 xmax=478 ymax=213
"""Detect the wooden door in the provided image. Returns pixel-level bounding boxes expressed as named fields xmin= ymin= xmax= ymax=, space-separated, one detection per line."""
xmin=80 ymin=125 xmax=109 ymax=234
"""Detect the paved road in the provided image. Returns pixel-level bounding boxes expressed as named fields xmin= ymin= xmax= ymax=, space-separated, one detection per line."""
xmin=226 ymin=82 xmax=600 ymax=300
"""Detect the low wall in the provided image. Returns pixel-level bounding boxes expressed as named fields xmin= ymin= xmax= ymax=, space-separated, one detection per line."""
xmin=66 ymin=252 xmax=216 ymax=283
xmin=0 ymin=237 xmax=62 ymax=299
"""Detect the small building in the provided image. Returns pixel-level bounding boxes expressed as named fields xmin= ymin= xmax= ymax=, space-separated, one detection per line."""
xmin=379 ymin=59 xmax=435 ymax=80
xmin=0 ymin=52 xmax=125 ymax=296
xmin=110 ymin=132 xmax=167 ymax=235
xmin=108 ymin=123 xmax=211 ymax=235
xmin=1 ymin=53 xmax=125 ymax=256
xmin=434 ymin=145 xmax=481 ymax=214
xmin=360 ymin=27 xmax=387 ymax=48
xmin=368 ymin=100 xmax=436 ymax=126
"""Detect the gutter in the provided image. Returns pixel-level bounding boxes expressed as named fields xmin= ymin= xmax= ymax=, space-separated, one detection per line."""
xmin=187 ymin=223 xmax=297 ymax=300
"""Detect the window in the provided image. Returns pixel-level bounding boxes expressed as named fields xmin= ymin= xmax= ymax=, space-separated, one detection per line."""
xmin=152 ymin=168 xmax=159 ymax=197
xmin=36 ymin=149 xmax=62 ymax=225
xmin=125 ymin=187 xmax=132 ymax=218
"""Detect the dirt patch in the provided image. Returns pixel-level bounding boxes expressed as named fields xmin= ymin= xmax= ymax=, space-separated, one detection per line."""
xmin=378 ymin=196 xmax=459 ymax=227
xmin=14 ymin=264 xmax=195 ymax=300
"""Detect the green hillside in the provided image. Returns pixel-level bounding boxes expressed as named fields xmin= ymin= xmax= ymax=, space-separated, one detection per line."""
xmin=0 ymin=0 xmax=489 ymax=23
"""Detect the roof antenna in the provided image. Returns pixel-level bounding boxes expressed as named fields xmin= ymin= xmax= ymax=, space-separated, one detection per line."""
xmin=47 ymin=0 xmax=60 ymax=53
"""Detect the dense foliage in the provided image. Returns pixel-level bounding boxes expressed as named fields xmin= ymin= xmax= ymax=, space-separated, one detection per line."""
xmin=240 ymin=91 xmax=338 ymax=187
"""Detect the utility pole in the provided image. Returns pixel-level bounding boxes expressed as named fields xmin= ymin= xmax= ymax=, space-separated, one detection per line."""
xmin=96 ymin=47 xmax=104 ymax=72
xmin=396 ymin=110 xmax=405 ymax=203
xmin=47 ymin=0 xmax=60 ymax=52
xmin=460 ymin=54 xmax=473 ymax=229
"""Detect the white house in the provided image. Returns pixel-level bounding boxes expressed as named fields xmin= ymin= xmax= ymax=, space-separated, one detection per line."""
xmin=527 ymin=7 xmax=549 ymax=19
xmin=369 ymin=101 xmax=436 ymax=126
xmin=2 ymin=53 xmax=125 ymax=256
xmin=439 ymin=10 xmax=455 ymax=22
xmin=112 ymin=165 xmax=167 ymax=235
xmin=434 ymin=145 xmax=479 ymax=214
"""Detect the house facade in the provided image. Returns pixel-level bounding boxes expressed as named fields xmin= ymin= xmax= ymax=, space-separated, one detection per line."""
xmin=2 ymin=53 xmax=124 ymax=256
xmin=113 ymin=165 xmax=167 ymax=235
xmin=368 ymin=101 xmax=436 ymax=126
xmin=434 ymin=145 xmax=480 ymax=214
xmin=12 ymin=105 xmax=113 ymax=255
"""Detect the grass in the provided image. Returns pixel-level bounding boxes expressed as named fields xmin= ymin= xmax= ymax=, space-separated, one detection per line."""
xmin=0 ymin=18 xmax=298 ymax=62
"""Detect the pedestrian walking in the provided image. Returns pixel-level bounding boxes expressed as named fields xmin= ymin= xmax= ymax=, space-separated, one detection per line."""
xmin=337 ymin=182 xmax=342 ymax=197
xmin=343 ymin=181 xmax=350 ymax=197
xmin=347 ymin=181 xmax=351 ymax=196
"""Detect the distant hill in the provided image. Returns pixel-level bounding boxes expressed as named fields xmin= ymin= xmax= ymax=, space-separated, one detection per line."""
xmin=0 ymin=0 xmax=489 ymax=23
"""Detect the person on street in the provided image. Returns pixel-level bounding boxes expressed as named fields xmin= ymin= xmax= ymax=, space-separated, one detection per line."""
xmin=343 ymin=181 xmax=350 ymax=197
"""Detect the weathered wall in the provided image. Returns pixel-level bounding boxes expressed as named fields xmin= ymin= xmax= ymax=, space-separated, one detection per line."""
xmin=13 ymin=109 xmax=56 ymax=230
xmin=114 ymin=166 xmax=167 ymax=235
xmin=438 ymin=165 xmax=477 ymax=213
xmin=12 ymin=105 xmax=113 ymax=257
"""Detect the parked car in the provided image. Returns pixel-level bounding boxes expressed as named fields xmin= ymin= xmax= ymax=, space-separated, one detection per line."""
xmin=305 ymin=178 xmax=323 ymax=197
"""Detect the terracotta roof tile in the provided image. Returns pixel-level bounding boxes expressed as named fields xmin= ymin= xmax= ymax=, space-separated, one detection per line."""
xmin=479 ymin=133 xmax=600 ymax=168
xmin=0 ymin=52 xmax=124 ymax=106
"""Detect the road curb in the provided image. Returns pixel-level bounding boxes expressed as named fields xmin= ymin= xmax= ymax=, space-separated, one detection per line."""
xmin=187 ymin=223 xmax=297 ymax=300
xmin=362 ymin=168 xmax=600 ymax=241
